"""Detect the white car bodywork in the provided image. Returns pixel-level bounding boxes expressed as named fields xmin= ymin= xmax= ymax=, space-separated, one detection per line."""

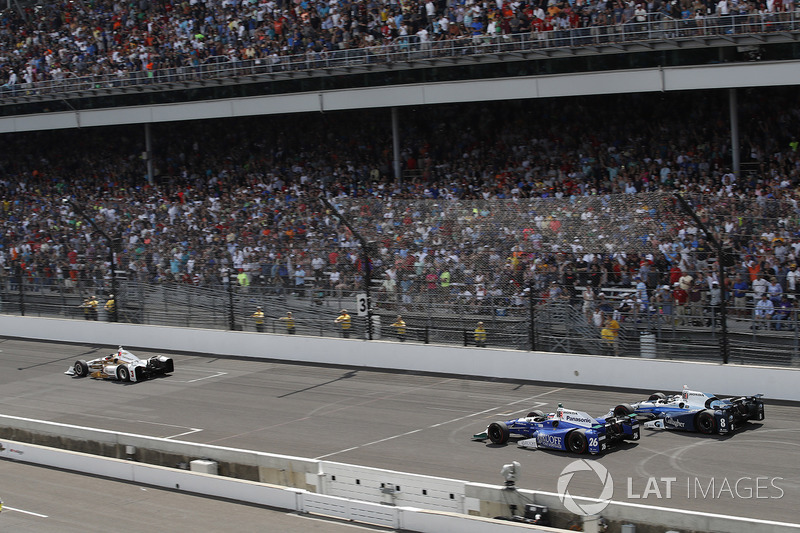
xmin=65 ymin=347 xmax=174 ymax=382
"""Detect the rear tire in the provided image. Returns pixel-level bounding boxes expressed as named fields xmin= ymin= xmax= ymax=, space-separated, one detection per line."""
xmin=116 ymin=365 xmax=130 ymax=382
xmin=73 ymin=360 xmax=89 ymax=378
xmin=695 ymin=410 xmax=716 ymax=434
xmin=649 ymin=392 xmax=667 ymax=401
xmin=613 ymin=403 xmax=634 ymax=417
xmin=567 ymin=430 xmax=588 ymax=454
xmin=487 ymin=422 xmax=510 ymax=445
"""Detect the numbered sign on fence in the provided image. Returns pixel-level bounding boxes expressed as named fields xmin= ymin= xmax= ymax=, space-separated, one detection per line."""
xmin=356 ymin=294 xmax=368 ymax=316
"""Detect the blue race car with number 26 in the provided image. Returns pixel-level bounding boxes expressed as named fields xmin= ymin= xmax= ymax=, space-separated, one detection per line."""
xmin=608 ymin=386 xmax=764 ymax=435
xmin=472 ymin=405 xmax=640 ymax=455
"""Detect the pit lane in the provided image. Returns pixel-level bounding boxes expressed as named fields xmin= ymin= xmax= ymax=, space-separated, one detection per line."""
xmin=0 ymin=337 xmax=797 ymax=526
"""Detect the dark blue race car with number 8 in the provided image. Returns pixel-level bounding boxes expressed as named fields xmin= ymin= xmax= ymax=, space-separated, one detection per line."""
xmin=609 ymin=386 xmax=764 ymax=435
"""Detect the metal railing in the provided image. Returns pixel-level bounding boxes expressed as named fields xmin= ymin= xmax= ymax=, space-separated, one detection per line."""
xmin=1 ymin=275 xmax=798 ymax=368
xmin=1 ymin=12 xmax=798 ymax=101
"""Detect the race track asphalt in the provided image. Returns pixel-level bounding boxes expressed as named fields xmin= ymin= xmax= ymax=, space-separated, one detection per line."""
xmin=0 ymin=337 xmax=798 ymax=529
xmin=0 ymin=459 xmax=389 ymax=533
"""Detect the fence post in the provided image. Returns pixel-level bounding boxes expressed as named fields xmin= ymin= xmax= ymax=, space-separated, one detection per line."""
xmin=17 ymin=263 xmax=25 ymax=316
xmin=529 ymin=283 xmax=537 ymax=351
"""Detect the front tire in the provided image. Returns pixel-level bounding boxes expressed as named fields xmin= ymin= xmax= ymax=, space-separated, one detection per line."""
xmin=695 ymin=410 xmax=716 ymax=434
xmin=649 ymin=392 xmax=667 ymax=401
xmin=487 ymin=422 xmax=510 ymax=445
xmin=567 ymin=430 xmax=588 ymax=454
xmin=73 ymin=360 xmax=89 ymax=378
xmin=526 ymin=409 xmax=545 ymax=419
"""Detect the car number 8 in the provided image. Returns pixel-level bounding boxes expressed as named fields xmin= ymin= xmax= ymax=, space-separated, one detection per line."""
xmin=720 ymin=418 xmax=726 ymax=428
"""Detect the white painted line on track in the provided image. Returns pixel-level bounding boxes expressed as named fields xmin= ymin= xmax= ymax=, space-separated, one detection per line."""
xmin=4 ymin=506 xmax=48 ymax=518
xmin=206 ymin=377 xmax=460 ymax=445
xmin=66 ymin=413 xmax=204 ymax=439
xmin=171 ymin=369 xmax=228 ymax=383
xmin=165 ymin=428 xmax=204 ymax=439
xmin=314 ymin=388 xmax=564 ymax=460
xmin=493 ymin=401 xmax=548 ymax=418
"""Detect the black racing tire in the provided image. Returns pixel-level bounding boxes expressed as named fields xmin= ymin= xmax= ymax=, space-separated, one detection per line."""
xmin=134 ymin=366 xmax=146 ymax=382
xmin=162 ymin=357 xmax=174 ymax=374
xmin=487 ymin=422 xmax=510 ymax=445
xmin=695 ymin=410 xmax=716 ymax=434
xmin=116 ymin=365 xmax=130 ymax=382
xmin=649 ymin=392 xmax=667 ymax=401
xmin=73 ymin=360 xmax=89 ymax=378
xmin=613 ymin=403 xmax=634 ymax=417
xmin=526 ymin=409 xmax=545 ymax=419
xmin=567 ymin=430 xmax=588 ymax=454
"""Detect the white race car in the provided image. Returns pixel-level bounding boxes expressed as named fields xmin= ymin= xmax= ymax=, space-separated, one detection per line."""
xmin=65 ymin=347 xmax=174 ymax=382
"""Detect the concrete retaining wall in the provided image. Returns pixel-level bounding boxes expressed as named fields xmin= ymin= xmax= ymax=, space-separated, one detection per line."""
xmin=1 ymin=315 xmax=798 ymax=401
xmin=0 ymin=439 xmax=553 ymax=532
xmin=3 ymin=415 xmax=800 ymax=533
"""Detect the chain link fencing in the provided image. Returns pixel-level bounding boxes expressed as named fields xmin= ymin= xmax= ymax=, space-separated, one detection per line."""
xmin=2 ymin=191 xmax=799 ymax=367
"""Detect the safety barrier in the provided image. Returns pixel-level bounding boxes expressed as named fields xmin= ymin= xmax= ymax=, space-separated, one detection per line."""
xmin=0 ymin=439 xmax=531 ymax=533
xmin=1 ymin=315 xmax=798 ymax=401
xmin=2 ymin=416 xmax=799 ymax=533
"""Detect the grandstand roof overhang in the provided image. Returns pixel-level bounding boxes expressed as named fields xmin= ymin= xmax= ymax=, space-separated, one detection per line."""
xmin=1 ymin=57 xmax=799 ymax=134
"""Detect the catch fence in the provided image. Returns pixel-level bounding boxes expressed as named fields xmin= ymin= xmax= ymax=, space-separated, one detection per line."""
xmin=2 ymin=191 xmax=799 ymax=367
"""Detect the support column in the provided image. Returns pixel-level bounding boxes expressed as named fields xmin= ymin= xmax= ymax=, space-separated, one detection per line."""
xmin=392 ymin=107 xmax=401 ymax=181
xmin=145 ymin=123 xmax=154 ymax=185
xmin=729 ymin=88 xmax=740 ymax=177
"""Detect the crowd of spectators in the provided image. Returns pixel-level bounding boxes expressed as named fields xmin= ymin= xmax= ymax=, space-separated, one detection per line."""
xmin=0 ymin=90 xmax=799 ymax=328
xmin=1 ymin=0 xmax=798 ymax=89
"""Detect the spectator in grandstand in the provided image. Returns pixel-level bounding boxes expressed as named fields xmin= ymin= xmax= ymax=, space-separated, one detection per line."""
xmin=754 ymin=293 xmax=774 ymax=330
xmin=773 ymin=295 xmax=795 ymax=331
xmin=787 ymin=264 xmax=800 ymax=296
xmin=0 ymin=0 xmax=784 ymax=96
xmin=752 ymin=274 xmax=769 ymax=299
xmin=731 ymin=274 xmax=750 ymax=318
xmin=672 ymin=282 xmax=689 ymax=325
xmin=767 ymin=276 xmax=784 ymax=305
xmin=706 ymin=282 xmax=722 ymax=327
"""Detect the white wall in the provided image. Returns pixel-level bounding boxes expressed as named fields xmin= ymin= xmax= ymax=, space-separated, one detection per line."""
xmin=3 ymin=435 xmax=799 ymax=533
xmin=1 ymin=315 xmax=797 ymax=401
xmin=0 ymin=439 xmax=551 ymax=533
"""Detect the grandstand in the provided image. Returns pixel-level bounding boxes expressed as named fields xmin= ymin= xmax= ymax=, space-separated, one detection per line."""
xmin=1 ymin=0 xmax=800 ymax=367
